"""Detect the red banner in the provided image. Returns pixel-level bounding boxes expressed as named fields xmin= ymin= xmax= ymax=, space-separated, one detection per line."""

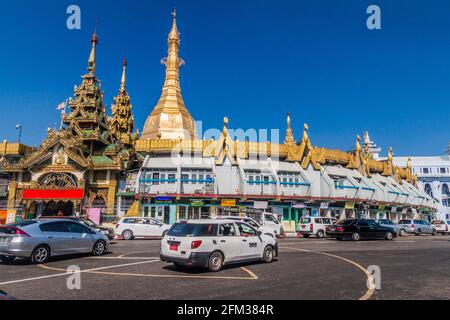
xmin=22 ymin=189 xmax=84 ymax=200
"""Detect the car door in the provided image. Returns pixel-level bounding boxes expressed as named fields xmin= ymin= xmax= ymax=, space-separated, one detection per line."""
xmin=218 ymin=223 xmax=242 ymax=263
xmin=39 ymin=221 xmax=74 ymax=255
xmin=368 ymin=220 xmax=385 ymax=238
xmin=142 ymin=218 xmax=163 ymax=237
xmin=356 ymin=220 xmax=371 ymax=238
xmin=235 ymin=222 xmax=261 ymax=259
xmin=65 ymin=221 xmax=95 ymax=252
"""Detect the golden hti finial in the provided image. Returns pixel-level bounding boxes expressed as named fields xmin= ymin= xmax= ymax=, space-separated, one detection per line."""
xmin=88 ymin=29 xmax=98 ymax=73
xmin=120 ymin=57 xmax=127 ymax=92
xmin=169 ymin=8 xmax=180 ymax=41
xmin=284 ymin=112 xmax=295 ymax=145
xmin=302 ymin=123 xmax=309 ymax=142
xmin=356 ymin=135 xmax=361 ymax=153
xmin=222 ymin=117 xmax=229 ymax=136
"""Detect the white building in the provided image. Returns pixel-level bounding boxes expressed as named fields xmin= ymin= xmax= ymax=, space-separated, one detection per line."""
xmin=393 ymin=152 xmax=450 ymax=220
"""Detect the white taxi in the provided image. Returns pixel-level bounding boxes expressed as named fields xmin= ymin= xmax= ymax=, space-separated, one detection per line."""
xmin=160 ymin=219 xmax=278 ymax=272
xmin=115 ymin=217 xmax=171 ymax=240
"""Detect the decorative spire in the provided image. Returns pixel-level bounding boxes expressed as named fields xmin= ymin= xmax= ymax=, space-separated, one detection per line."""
xmin=284 ymin=112 xmax=295 ymax=145
xmin=120 ymin=57 xmax=127 ymax=92
xmin=88 ymin=31 xmax=98 ymax=73
xmin=302 ymin=123 xmax=309 ymax=142
xmin=141 ymin=11 xmax=196 ymax=140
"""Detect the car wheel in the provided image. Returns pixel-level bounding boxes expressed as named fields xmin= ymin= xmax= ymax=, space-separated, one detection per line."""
xmin=399 ymin=229 xmax=406 ymax=237
xmin=351 ymin=232 xmax=360 ymax=241
xmin=122 ymin=229 xmax=134 ymax=240
xmin=30 ymin=245 xmax=50 ymax=264
xmin=303 ymin=234 xmax=310 ymax=238
xmin=0 ymin=255 xmax=15 ymax=263
xmin=385 ymin=232 xmax=394 ymax=240
xmin=431 ymin=230 xmax=437 ymax=236
xmin=208 ymin=252 xmax=224 ymax=272
xmin=92 ymin=240 xmax=106 ymax=256
xmin=316 ymin=230 xmax=324 ymax=239
xmin=263 ymin=246 xmax=274 ymax=263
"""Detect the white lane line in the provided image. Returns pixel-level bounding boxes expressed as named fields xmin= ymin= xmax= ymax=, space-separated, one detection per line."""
xmin=0 ymin=259 xmax=158 ymax=286
xmin=88 ymin=256 xmax=160 ymax=260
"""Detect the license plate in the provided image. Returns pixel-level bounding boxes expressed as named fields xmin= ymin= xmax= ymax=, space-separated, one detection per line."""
xmin=169 ymin=245 xmax=178 ymax=251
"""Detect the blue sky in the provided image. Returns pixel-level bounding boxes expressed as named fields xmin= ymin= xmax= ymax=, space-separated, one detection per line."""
xmin=0 ymin=0 xmax=449 ymax=156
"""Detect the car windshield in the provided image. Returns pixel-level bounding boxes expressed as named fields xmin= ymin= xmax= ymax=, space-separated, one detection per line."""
xmin=299 ymin=217 xmax=311 ymax=223
xmin=244 ymin=219 xmax=259 ymax=228
xmin=81 ymin=219 xmax=96 ymax=227
xmin=168 ymin=223 xmax=218 ymax=237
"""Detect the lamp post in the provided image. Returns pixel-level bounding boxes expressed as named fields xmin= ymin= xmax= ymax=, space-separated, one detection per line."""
xmin=15 ymin=124 xmax=22 ymax=144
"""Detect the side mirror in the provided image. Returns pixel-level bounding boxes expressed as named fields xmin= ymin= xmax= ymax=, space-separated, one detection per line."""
xmin=257 ymin=230 xmax=262 ymax=236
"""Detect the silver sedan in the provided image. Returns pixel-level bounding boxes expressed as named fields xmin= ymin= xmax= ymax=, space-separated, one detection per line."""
xmin=0 ymin=219 xmax=109 ymax=264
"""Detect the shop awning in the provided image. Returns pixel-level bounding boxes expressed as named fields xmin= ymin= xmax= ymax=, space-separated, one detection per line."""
xmin=22 ymin=189 xmax=84 ymax=200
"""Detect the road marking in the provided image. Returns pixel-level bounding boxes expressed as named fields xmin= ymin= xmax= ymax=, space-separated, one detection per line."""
xmin=118 ymin=251 xmax=152 ymax=258
xmin=280 ymin=246 xmax=375 ymax=300
xmin=38 ymin=263 xmax=258 ymax=281
xmin=88 ymin=256 xmax=160 ymax=260
xmin=0 ymin=260 xmax=159 ymax=286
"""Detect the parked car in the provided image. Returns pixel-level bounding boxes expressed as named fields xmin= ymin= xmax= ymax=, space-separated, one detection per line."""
xmin=160 ymin=219 xmax=278 ymax=272
xmin=376 ymin=219 xmax=406 ymax=236
xmin=115 ymin=217 xmax=171 ymax=240
xmin=298 ymin=216 xmax=338 ymax=238
xmin=431 ymin=220 xmax=450 ymax=235
xmin=327 ymin=219 xmax=397 ymax=241
xmin=398 ymin=219 xmax=437 ymax=235
xmin=245 ymin=212 xmax=284 ymax=238
xmin=219 ymin=216 xmax=276 ymax=238
xmin=38 ymin=216 xmax=115 ymax=240
xmin=0 ymin=219 xmax=109 ymax=264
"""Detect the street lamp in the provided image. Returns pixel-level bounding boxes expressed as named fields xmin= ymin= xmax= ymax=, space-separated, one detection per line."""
xmin=15 ymin=124 xmax=22 ymax=144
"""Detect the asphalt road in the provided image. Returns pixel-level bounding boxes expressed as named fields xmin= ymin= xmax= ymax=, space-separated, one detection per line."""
xmin=1 ymin=235 xmax=449 ymax=300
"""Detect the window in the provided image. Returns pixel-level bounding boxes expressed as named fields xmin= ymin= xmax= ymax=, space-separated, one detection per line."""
xmin=440 ymin=168 xmax=447 ymax=174
xmin=192 ymin=174 xmax=197 ymax=184
xmin=167 ymin=223 xmax=218 ymax=237
xmin=235 ymin=222 xmax=257 ymax=236
xmin=422 ymin=168 xmax=429 ymax=174
xmin=424 ymin=183 xmax=433 ymax=196
xmin=357 ymin=220 xmax=369 ymax=227
xmin=168 ymin=173 xmax=176 ymax=184
xmin=66 ymin=222 xmax=90 ymax=234
xmin=264 ymin=214 xmax=280 ymax=224
xmin=442 ymin=184 xmax=449 ymax=195
xmin=39 ymin=221 xmax=69 ymax=233
xmin=219 ymin=223 xmax=237 ymax=236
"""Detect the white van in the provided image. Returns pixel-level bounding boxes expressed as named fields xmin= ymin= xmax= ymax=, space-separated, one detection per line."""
xmin=298 ymin=216 xmax=338 ymax=238
xmin=244 ymin=212 xmax=284 ymax=238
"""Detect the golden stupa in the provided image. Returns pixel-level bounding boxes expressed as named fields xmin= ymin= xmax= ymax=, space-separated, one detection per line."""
xmin=141 ymin=10 xmax=196 ymax=140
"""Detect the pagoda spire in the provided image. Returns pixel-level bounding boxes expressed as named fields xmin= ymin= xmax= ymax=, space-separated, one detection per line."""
xmin=120 ymin=57 xmax=127 ymax=92
xmin=284 ymin=112 xmax=295 ymax=145
xmin=141 ymin=10 xmax=196 ymax=140
xmin=87 ymin=31 xmax=98 ymax=73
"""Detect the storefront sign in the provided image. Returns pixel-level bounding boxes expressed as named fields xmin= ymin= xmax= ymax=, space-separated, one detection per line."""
xmin=154 ymin=196 xmax=172 ymax=204
xmin=22 ymin=189 xmax=84 ymax=200
xmin=87 ymin=208 xmax=101 ymax=225
xmin=190 ymin=200 xmax=204 ymax=207
xmin=253 ymin=201 xmax=268 ymax=209
xmin=6 ymin=210 xmax=16 ymax=224
xmin=0 ymin=210 xmax=7 ymax=225
xmin=378 ymin=204 xmax=386 ymax=210
xmin=345 ymin=202 xmax=355 ymax=209
xmin=292 ymin=202 xmax=306 ymax=209
xmin=320 ymin=202 xmax=329 ymax=209
xmin=221 ymin=199 xmax=237 ymax=207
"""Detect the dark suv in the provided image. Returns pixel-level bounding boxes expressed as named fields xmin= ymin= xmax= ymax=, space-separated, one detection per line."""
xmin=38 ymin=216 xmax=115 ymax=240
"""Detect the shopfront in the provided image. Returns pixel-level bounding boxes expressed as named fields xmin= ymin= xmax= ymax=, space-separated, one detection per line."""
xmin=22 ymin=188 xmax=84 ymax=218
